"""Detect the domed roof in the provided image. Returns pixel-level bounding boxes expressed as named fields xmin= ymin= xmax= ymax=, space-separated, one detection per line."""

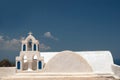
xmin=44 ymin=50 xmax=93 ymax=73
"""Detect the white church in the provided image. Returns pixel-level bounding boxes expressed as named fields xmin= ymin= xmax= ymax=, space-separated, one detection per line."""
xmin=0 ymin=32 xmax=120 ymax=80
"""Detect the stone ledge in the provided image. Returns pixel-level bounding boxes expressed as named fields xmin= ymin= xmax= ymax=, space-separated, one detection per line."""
xmin=1 ymin=76 xmax=116 ymax=80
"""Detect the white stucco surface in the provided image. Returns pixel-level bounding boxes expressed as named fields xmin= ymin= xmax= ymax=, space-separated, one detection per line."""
xmin=112 ymin=64 xmax=120 ymax=79
xmin=44 ymin=51 xmax=93 ymax=72
xmin=76 ymin=51 xmax=114 ymax=74
xmin=0 ymin=51 xmax=120 ymax=79
xmin=0 ymin=67 xmax=15 ymax=80
xmin=40 ymin=51 xmax=114 ymax=74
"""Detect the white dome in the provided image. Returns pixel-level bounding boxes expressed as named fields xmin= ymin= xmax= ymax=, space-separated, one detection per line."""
xmin=44 ymin=51 xmax=93 ymax=73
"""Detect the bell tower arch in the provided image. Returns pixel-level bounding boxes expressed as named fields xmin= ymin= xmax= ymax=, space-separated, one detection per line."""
xmin=16 ymin=32 xmax=44 ymax=72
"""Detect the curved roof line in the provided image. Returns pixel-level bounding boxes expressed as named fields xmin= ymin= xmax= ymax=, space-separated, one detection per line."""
xmin=44 ymin=50 xmax=93 ymax=72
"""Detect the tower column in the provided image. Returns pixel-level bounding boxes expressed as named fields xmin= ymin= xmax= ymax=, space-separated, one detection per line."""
xmin=37 ymin=60 xmax=38 ymax=71
xmin=32 ymin=43 xmax=34 ymax=51
xmin=36 ymin=44 xmax=38 ymax=51
xmin=26 ymin=43 xmax=27 ymax=51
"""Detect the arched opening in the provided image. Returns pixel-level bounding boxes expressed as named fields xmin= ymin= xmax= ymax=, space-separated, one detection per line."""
xmin=32 ymin=55 xmax=37 ymax=70
xmin=34 ymin=44 xmax=36 ymax=51
xmin=33 ymin=55 xmax=37 ymax=60
xmin=27 ymin=39 xmax=32 ymax=51
xmin=23 ymin=44 xmax=26 ymax=51
xmin=38 ymin=61 xmax=42 ymax=69
xmin=23 ymin=55 xmax=28 ymax=70
xmin=23 ymin=55 xmax=27 ymax=63
xmin=17 ymin=61 xmax=20 ymax=70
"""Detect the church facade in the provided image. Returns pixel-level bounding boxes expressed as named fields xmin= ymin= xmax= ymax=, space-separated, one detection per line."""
xmin=15 ymin=33 xmax=120 ymax=79
xmin=16 ymin=33 xmax=44 ymax=72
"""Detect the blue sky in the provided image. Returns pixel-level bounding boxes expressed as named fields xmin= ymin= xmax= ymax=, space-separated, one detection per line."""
xmin=0 ymin=0 xmax=120 ymax=65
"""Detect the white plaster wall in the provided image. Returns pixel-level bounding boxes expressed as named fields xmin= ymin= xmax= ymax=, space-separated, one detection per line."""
xmin=0 ymin=67 xmax=15 ymax=80
xmin=40 ymin=51 xmax=114 ymax=74
xmin=76 ymin=51 xmax=114 ymax=74
xmin=112 ymin=64 xmax=120 ymax=79
xmin=41 ymin=52 xmax=58 ymax=63
xmin=44 ymin=51 xmax=92 ymax=72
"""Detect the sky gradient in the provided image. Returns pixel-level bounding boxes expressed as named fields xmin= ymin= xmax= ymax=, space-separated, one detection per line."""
xmin=0 ymin=0 xmax=120 ymax=65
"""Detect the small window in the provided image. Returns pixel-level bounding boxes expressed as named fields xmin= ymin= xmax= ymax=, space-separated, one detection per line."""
xmin=38 ymin=61 xmax=42 ymax=69
xmin=17 ymin=61 xmax=20 ymax=69
xmin=34 ymin=44 xmax=36 ymax=51
xmin=23 ymin=44 xmax=26 ymax=51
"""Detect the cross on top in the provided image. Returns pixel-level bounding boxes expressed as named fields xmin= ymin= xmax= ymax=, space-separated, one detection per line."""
xmin=28 ymin=32 xmax=32 ymax=35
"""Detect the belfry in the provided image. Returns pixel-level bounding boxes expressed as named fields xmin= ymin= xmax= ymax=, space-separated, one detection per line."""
xmin=16 ymin=32 xmax=44 ymax=72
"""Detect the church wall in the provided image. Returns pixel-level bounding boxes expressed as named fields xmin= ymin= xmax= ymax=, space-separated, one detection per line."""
xmin=41 ymin=51 xmax=114 ymax=74
xmin=14 ymin=33 xmax=116 ymax=75
xmin=23 ymin=62 xmax=28 ymax=70
xmin=44 ymin=51 xmax=93 ymax=72
xmin=112 ymin=64 xmax=120 ymax=79
xmin=76 ymin=51 xmax=114 ymax=73
xmin=32 ymin=60 xmax=37 ymax=70
xmin=0 ymin=67 xmax=15 ymax=79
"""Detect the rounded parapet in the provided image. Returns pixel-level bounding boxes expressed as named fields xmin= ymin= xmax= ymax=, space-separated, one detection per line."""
xmin=44 ymin=50 xmax=93 ymax=73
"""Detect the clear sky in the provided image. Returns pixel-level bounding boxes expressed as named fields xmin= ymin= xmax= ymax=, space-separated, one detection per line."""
xmin=0 ymin=0 xmax=120 ymax=65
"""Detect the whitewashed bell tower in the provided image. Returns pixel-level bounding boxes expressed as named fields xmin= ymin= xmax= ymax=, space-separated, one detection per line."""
xmin=16 ymin=32 xmax=44 ymax=72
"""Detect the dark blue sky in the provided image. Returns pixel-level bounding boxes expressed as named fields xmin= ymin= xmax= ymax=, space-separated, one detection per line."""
xmin=0 ymin=0 xmax=120 ymax=64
